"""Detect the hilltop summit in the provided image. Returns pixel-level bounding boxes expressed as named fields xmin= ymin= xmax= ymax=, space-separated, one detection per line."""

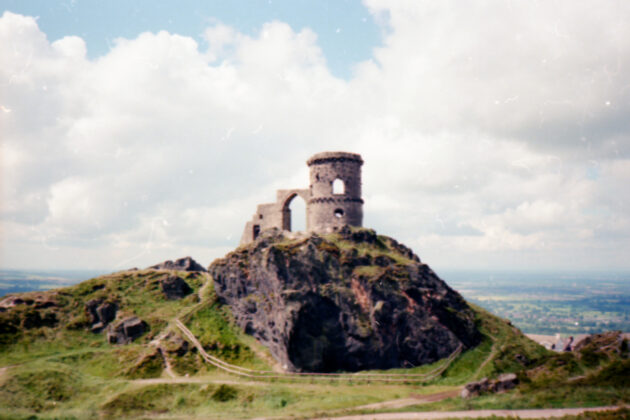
xmin=209 ymin=226 xmax=481 ymax=372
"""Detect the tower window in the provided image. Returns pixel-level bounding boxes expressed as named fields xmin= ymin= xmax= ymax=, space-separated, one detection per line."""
xmin=334 ymin=208 xmax=344 ymax=218
xmin=332 ymin=178 xmax=345 ymax=195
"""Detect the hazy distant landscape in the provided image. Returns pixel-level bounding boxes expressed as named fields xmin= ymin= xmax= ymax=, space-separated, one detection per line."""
xmin=0 ymin=269 xmax=108 ymax=295
xmin=442 ymin=270 xmax=630 ymax=335
xmin=3 ymin=268 xmax=628 ymax=336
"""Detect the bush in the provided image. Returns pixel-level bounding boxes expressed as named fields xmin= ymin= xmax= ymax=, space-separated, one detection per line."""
xmin=211 ymin=384 xmax=238 ymax=402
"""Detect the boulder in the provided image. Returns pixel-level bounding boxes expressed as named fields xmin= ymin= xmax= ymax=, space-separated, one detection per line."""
xmin=160 ymin=275 xmax=193 ymax=300
xmin=107 ymin=317 xmax=148 ymax=344
xmin=494 ymin=373 xmax=519 ymax=392
xmin=209 ymin=227 xmax=480 ymax=372
xmin=462 ymin=373 xmax=519 ymax=398
xmin=514 ymin=353 xmax=530 ymax=366
xmin=461 ymin=378 xmax=490 ymax=398
xmin=164 ymin=332 xmax=189 ymax=356
xmin=149 ymin=257 xmax=206 ymax=272
xmin=86 ymin=299 xmax=117 ymax=332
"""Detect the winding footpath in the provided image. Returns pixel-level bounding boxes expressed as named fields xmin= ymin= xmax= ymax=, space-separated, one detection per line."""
xmin=174 ymin=318 xmax=462 ymax=383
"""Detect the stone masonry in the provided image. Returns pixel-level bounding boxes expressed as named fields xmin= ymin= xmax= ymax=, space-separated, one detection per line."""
xmin=240 ymin=151 xmax=363 ymax=245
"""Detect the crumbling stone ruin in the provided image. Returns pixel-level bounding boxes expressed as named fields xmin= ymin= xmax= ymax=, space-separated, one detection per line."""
xmin=240 ymin=151 xmax=364 ymax=245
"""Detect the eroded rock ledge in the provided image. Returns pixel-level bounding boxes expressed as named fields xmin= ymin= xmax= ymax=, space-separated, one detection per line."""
xmin=209 ymin=226 xmax=481 ymax=372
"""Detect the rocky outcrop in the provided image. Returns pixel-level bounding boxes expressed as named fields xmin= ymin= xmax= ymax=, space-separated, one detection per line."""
xmin=461 ymin=373 xmax=519 ymax=398
xmin=107 ymin=316 xmax=148 ymax=344
xmin=149 ymin=257 xmax=206 ymax=272
xmin=160 ymin=275 xmax=192 ymax=300
xmin=21 ymin=309 xmax=57 ymax=329
xmin=0 ymin=294 xmax=58 ymax=310
xmin=163 ymin=331 xmax=190 ymax=357
xmin=86 ymin=299 xmax=118 ymax=332
xmin=209 ymin=226 xmax=481 ymax=372
xmin=574 ymin=331 xmax=628 ymax=357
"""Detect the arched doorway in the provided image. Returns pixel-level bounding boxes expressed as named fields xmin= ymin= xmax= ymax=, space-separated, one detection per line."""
xmin=282 ymin=193 xmax=306 ymax=232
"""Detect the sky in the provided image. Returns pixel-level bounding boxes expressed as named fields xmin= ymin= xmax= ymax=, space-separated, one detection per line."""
xmin=1 ymin=1 xmax=630 ymax=272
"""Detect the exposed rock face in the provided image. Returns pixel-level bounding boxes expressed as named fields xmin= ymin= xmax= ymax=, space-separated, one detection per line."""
xmin=86 ymin=299 xmax=118 ymax=332
xmin=209 ymin=227 xmax=481 ymax=372
xmin=160 ymin=275 xmax=193 ymax=300
xmin=149 ymin=257 xmax=206 ymax=272
xmin=107 ymin=316 xmax=148 ymax=344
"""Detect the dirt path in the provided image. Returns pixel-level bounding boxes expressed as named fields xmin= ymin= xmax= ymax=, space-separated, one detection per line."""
xmin=472 ymin=334 xmax=498 ymax=380
xmin=197 ymin=273 xmax=212 ymax=301
xmin=353 ymin=389 xmax=462 ymax=411
xmin=131 ymin=377 xmax=265 ymax=387
xmin=313 ymin=405 xmax=622 ymax=420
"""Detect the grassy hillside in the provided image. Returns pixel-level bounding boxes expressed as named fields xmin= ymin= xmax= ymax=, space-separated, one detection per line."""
xmin=0 ymin=266 xmax=627 ymax=419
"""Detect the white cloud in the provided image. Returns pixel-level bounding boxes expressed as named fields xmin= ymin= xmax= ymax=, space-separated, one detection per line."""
xmin=1 ymin=3 xmax=630 ymax=271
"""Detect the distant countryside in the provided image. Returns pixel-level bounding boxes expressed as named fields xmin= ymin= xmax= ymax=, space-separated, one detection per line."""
xmin=440 ymin=270 xmax=630 ymax=336
xmin=2 ymin=269 xmax=629 ymax=336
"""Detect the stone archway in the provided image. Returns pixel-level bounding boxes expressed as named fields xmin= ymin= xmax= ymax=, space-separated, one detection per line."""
xmin=278 ymin=189 xmax=309 ymax=232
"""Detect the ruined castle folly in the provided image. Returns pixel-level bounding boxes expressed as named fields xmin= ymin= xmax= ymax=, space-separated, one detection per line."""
xmin=240 ymin=152 xmax=364 ymax=245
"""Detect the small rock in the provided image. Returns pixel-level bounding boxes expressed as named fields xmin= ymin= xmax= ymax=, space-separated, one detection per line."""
xmin=462 ymin=374 xmax=518 ymax=398
xmin=91 ymin=322 xmax=104 ymax=333
xmin=514 ymin=353 xmax=529 ymax=366
xmin=108 ymin=316 xmax=148 ymax=344
xmin=164 ymin=332 xmax=189 ymax=356
xmin=462 ymin=377 xmax=490 ymax=398
xmin=160 ymin=275 xmax=192 ymax=300
xmin=494 ymin=373 xmax=518 ymax=392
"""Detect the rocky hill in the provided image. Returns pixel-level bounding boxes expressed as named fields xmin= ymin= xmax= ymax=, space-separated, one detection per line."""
xmin=0 ymin=241 xmax=628 ymax=418
xmin=209 ymin=226 xmax=481 ymax=372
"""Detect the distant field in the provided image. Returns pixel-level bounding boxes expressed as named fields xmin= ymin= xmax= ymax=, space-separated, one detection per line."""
xmin=2 ymin=268 xmax=629 ymax=336
xmin=441 ymin=270 xmax=630 ymax=336
xmin=0 ymin=269 xmax=108 ymax=296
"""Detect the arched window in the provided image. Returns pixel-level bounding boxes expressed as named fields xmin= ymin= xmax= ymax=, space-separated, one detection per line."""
xmin=334 ymin=208 xmax=344 ymax=218
xmin=332 ymin=178 xmax=345 ymax=195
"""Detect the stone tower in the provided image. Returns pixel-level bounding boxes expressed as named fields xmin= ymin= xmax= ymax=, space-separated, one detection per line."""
xmin=306 ymin=151 xmax=363 ymax=233
xmin=240 ymin=151 xmax=364 ymax=245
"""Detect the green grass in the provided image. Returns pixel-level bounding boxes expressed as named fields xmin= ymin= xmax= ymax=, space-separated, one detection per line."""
xmin=1 ymin=263 xmax=627 ymax=419
xmin=397 ymin=385 xmax=629 ymax=413
xmin=185 ymin=302 xmax=269 ymax=370
xmin=0 ymin=270 xmax=206 ymax=364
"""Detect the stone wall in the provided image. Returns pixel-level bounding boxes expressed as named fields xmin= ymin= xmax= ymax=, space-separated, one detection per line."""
xmin=239 ymin=152 xmax=363 ymax=245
